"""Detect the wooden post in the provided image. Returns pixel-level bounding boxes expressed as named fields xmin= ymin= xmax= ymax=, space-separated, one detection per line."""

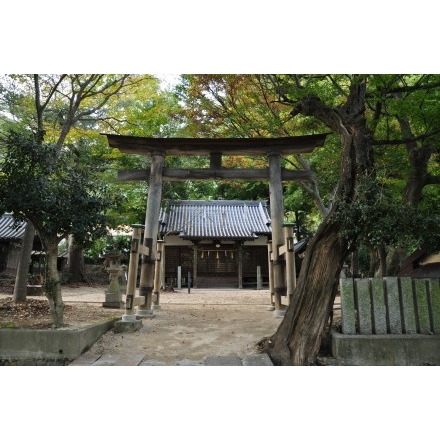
xmin=193 ymin=244 xmax=198 ymax=288
xmin=161 ymin=240 xmax=166 ymax=290
xmin=267 ymin=240 xmax=275 ymax=307
xmin=177 ymin=266 xmax=182 ymax=289
xmin=283 ymin=224 xmax=295 ymax=306
xmin=153 ymin=239 xmax=164 ymax=310
xmin=237 ymin=243 xmax=243 ymax=289
xmin=137 ymin=151 xmax=165 ymax=317
xmin=122 ymin=224 xmax=144 ymax=320
xmin=268 ymin=152 xmax=286 ymax=317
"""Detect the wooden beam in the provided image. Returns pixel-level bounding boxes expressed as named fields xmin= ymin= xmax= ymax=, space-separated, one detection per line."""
xmin=133 ymin=296 xmax=145 ymax=306
xmin=103 ymin=133 xmax=330 ymax=156
xmin=118 ymin=168 xmax=312 ymax=182
xmin=139 ymin=244 xmax=150 ymax=257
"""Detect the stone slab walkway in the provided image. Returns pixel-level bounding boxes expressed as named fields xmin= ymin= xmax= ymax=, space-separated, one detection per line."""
xmin=68 ymin=352 xmax=273 ymax=366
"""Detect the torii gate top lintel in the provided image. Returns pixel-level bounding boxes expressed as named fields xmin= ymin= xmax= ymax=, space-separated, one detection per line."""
xmin=102 ymin=133 xmax=330 ymax=157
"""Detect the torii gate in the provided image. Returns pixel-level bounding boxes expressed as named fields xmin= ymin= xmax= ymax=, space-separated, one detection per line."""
xmin=103 ymin=133 xmax=329 ymax=317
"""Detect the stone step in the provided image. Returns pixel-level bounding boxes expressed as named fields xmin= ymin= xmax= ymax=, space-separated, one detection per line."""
xmin=68 ymin=353 xmax=102 ymax=366
xmin=68 ymin=352 xmax=273 ymax=366
xmin=242 ymin=353 xmax=273 ymax=366
xmin=205 ymin=355 xmax=242 ymax=366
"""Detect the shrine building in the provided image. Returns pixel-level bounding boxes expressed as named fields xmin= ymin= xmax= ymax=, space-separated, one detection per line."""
xmin=158 ymin=199 xmax=272 ymax=288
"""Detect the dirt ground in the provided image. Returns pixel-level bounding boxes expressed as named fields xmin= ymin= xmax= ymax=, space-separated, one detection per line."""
xmin=0 ymin=282 xmax=341 ymax=365
xmin=0 ymin=284 xmax=285 ymax=364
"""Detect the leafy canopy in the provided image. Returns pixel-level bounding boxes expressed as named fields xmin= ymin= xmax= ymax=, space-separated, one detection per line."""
xmin=0 ymin=130 xmax=115 ymax=247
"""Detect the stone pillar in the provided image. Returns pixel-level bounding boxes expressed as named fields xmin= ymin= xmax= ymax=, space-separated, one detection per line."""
xmin=137 ymin=151 xmax=164 ymax=318
xmin=356 ymin=278 xmax=373 ymax=335
xmin=268 ymin=152 xmax=286 ymax=317
xmin=177 ymin=266 xmax=182 ymax=289
xmin=257 ymin=266 xmax=262 ymax=290
xmin=102 ymin=249 xmax=124 ymax=309
xmin=340 ymin=278 xmax=356 ymax=335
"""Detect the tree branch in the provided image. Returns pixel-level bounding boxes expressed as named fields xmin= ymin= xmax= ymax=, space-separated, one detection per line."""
xmin=425 ymin=173 xmax=440 ymax=185
xmin=372 ymin=127 xmax=440 ymax=146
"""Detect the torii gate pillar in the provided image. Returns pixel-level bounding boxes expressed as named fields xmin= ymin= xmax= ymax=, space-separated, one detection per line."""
xmin=268 ymin=152 xmax=287 ymax=317
xmin=137 ymin=151 xmax=165 ymax=317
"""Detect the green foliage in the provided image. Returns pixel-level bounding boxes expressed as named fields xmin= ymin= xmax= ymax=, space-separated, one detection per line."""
xmin=3 ymin=73 xmax=440 ymax=277
xmin=0 ymin=130 xmax=115 ymax=248
xmin=85 ymin=233 xmax=131 ymax=263
xmin=331 ymin=176 xmax=440 ymax=254
xmin=187 ymin=75 xmax=440 ymax=270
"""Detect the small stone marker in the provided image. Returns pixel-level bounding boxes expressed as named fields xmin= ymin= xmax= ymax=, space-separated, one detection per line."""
xmin=400 ymin=277 xmax=417 ymax=334
xmin=356 ymin=278 xmax=372 ymax=335
xmin=414 ymin=279 xmax=431 ymax=334
xmin=385 ymin=277 xmax=402 ymax=334
xmin=371 ymin=278 xmax=387 ymax=334
xmin=340 ymin=278 xmax=356 ymax=335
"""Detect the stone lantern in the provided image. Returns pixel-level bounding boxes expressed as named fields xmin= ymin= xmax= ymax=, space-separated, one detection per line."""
xmin=102 ymin=249 xmax=125 ymax=309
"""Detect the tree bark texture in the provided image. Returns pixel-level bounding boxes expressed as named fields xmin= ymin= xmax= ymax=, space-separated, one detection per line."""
xmin=44 ymin=237 xmax=64 ymax=327
xmin=265 ymin=219 xmax=349 ymax=365
xmin=264 ymin=77 xmax=373 ymax=365
xmin=368 ymin=246 xmax=378 ymax=277
xmin=67 ymin=235 xmax=86 ymax=283
xmin=12 ymin=221 xmax=35 ymax=302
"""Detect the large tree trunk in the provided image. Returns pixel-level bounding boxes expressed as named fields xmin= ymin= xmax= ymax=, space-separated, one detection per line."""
xmin=264 ymin=217 xmax=350 ymax=365
xmin=67 ymin=235 xmax=86 ymax=283
xmin=12 ymin=221 xmax=35 ymax=302
xmin=386 ymin=118 xmax=432 ymax=275
xmin=44 ymin=237 xmax=64 ymax=327
xmin=378 ymin=246 xmax=387 ymax=277
xmin=368 ymin=246 xmax=378 ymax=277
xmin=263 ymin=77 xmax=372 ymax=365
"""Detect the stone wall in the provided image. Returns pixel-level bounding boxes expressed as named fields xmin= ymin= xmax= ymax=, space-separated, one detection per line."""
xmin=0 ymin=318 xmax=117 ymax=366
xmin=331 ymin=277 xmax=440 ymax=365
xmin=339 ymin=277 xmax=440 ymax=335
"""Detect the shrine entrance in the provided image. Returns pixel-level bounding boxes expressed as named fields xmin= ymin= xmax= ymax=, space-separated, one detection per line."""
xmin=165 ymin=244 xmax=239 ymax=288
xmin=103 ymin=133 xmax=329 ymax=317
xmin=157 ymin=199 xmax=272 ymax=289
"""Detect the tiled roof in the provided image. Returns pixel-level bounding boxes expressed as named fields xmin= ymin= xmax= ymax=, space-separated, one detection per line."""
xmin=0 ymin=214 xmax=26 ymax=241
xmin=159 ymin=200 xmax=272 ymax=240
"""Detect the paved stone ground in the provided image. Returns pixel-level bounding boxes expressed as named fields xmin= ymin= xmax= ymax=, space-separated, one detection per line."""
xmin=68 ymin=352 xmax=273 ymax=366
